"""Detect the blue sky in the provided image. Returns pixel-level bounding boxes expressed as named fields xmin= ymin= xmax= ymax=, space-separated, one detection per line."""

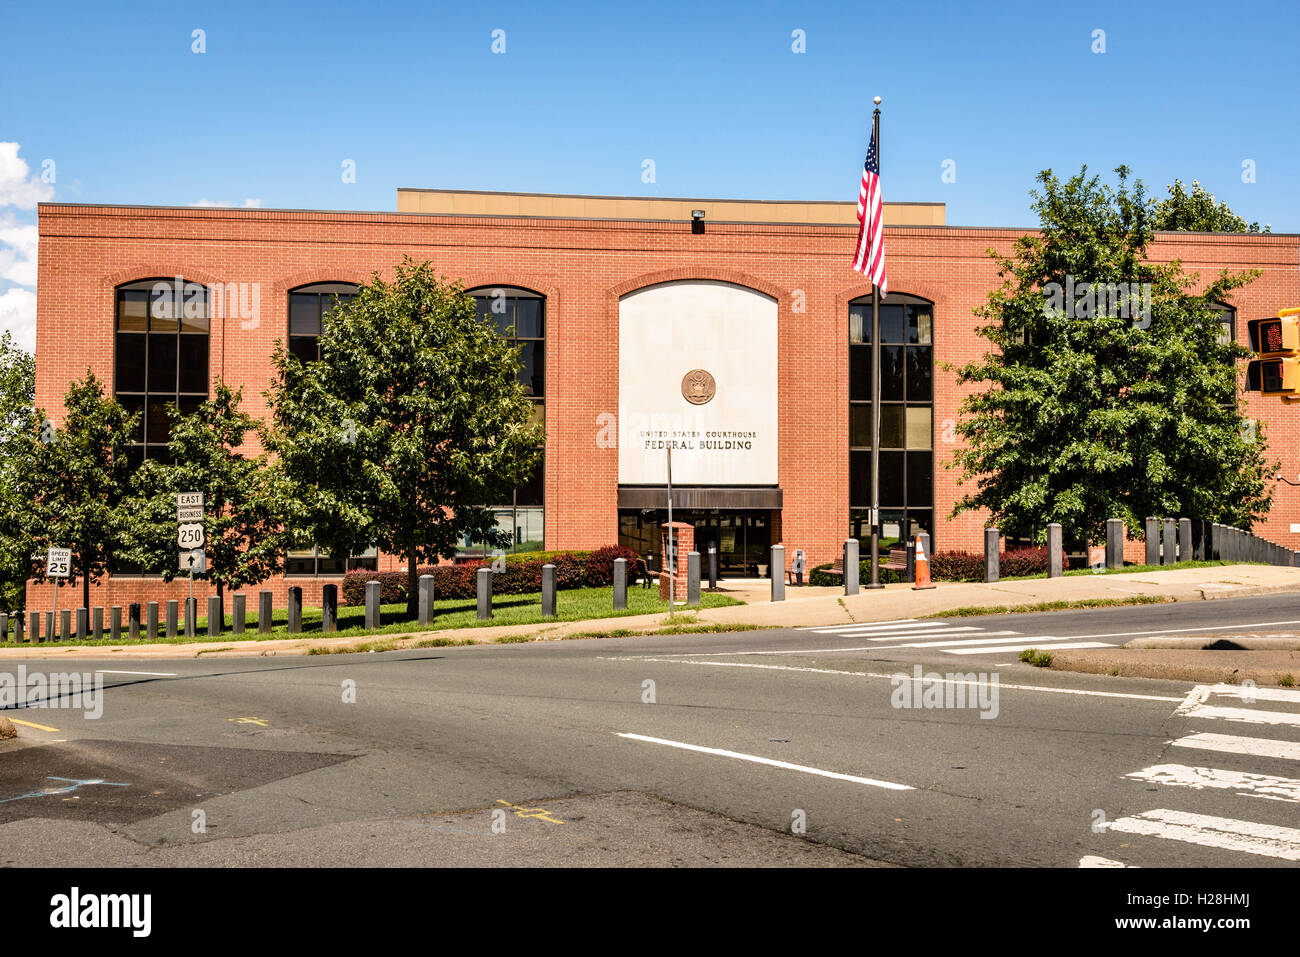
xmin=2 ymin=0 xmax=1297 ymax=349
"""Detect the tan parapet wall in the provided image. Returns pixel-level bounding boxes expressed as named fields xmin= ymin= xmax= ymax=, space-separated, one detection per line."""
xmin=396 ymin=187 xmax=945 ymax=226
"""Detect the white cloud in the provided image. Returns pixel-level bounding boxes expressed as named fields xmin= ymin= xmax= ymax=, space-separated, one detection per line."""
xmin=0 ymin=214 xmax=38 ymax=286
xmin=0 ymin=142 xmax=54 ymax=209
xmin=0 ymin=287 xmax=36 ymax=352
xmin=190 ymin=197 xmax=261 ymax=208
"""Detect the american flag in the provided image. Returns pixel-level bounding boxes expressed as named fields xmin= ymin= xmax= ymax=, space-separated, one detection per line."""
xmin=852 ymin=126 xmax=888 ymax=296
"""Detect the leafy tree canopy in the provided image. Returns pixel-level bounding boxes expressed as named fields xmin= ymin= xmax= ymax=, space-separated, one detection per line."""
xmin=951 ymin=165 xmax=1273 ymax=547
xmin=265 ymin=257 xmax=543 ymax=616
xmin=1152 ymin=178 xmax=1270 ymax=233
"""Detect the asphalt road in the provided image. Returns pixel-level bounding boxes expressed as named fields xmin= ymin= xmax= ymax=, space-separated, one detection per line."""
xmin=3 ymin=594 xmax=1299 ymax=868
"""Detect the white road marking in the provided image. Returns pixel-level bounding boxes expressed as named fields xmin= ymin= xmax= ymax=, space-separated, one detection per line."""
xmin=1171 ymin=732 xmax=1300 ymax=762
xmin=604 ymin=657 xmax=1184 ymax=701
xmin=1126 ymin=764 xmax=1300 ymax=803
xmin=1178 ymin=704 xmax=1300 ymax=728
xmin=1104 ymin=809 xmax=1300 ymax=861
xmin=874 ymin=635 xmax=1069 ymax=649
xmin=1068 ymin=619 xmax=1300 ymax=641
xmin=866 ymin=629 xmax=1018 ymax=642
xmin=616 ymin=733 xmax=913 ymax=790
xmin=811 ymin=621 xmax=967 ymax=634
xmin=799 ymin=619 xmax=925 ymax=632
xmin=1079 ymin=855 xmax=1133 ymax=868
xmin=1204 ymin=684 xmax=1300 ymax=704
xmin=96 ymin=670 xmax=178 ymax=677
xmin=944 ymin=641 xmax=1112 ymax=655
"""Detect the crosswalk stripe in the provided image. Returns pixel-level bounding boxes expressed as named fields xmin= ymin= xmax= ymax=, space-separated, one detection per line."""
xmin=864 ymin=628 xmax=1010 ymax=641
xmin=944 ymin=641 xmax=1112 ymax=655
xmin=1205 ymin=685 xmax=1300 ymax=705
xmin=807 ymin=621 xmax=951 ymax=635
xmin=1125 ymin=764 xmax=1300 ymax=803
xmin=1079 ymin=855 xmax=1133 ymax=868
xmin=1171 ymin=732 xmax=1300 ymax=762
xmin=1180 ymin=704 xmax=1300 ymax=728
xmin=1104 ymin=809 xmax=1300 ymax=861
xmin=884 ymin=635 xmax=1074 ymax=649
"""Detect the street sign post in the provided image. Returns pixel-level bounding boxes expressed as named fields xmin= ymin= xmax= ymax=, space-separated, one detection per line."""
xmin=46 ymin=547 xmax=70 ymax=632
xmin=177 ymin=493 xmax=206 ymax=601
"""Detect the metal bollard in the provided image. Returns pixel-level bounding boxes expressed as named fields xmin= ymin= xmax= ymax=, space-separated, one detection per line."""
xmin=233 ymin=594 xmax=245 ymax=635
xmin=541 ymin=564 xmax=556 ymax=618
xmin=75 ymin=607 xmax=87 ymax=641
xmin=770 ymin=545 xmax=785 ymax=602
xmin=1047 ymin=524 xmax=1063 ymax=578
xmin=44 ymin=611 xmax=53 ymax=643
xmin=147 ymin=601 xmax=159 ymax=641
xmin=984 ymin=527 xmax=1000 ymax=582
xmin=208 ymin=596 xmax=223 ymax=639
xmin=365 ymin=581 xmax=380 ymax=630
xmin=1162 ymin=519 xmax=1176 ymax=566
xmin=1144 ymin=517 xmax=1159 ymax=566
xmin=30 ymin=610 xmax=40 ymax=644
xmin=60 ymin=608 xmax=71 ymax=642
xmin=687 ymin=551 xmax=700 ymax=606
xmin=1106 ymin=518 xmax=1124 ymax=570
xmin=259 ymin=591 xmax=273 ymax=633
xmin=477 ymin=568 xmax=492 ymax=621
xmin=166 ymin=600 xmax=178 ymax=639
xmin=287 ymin=587 xmax=302 ymax=634
xmin=321 ymin=585 xmax=337 ymax=633
xmin=184 ymin=597 xmax=196 ymax=638
xmin=111 ymin=606 xmax=122 ymax=642
xmin=844 ymin=538 xmax=859 ymax=596
xmin=92 ymin=606 xmax=103 ymax=641
xmin=417 ymin=574 xmax=435 ymax=627
xmin=707 ymin=545 xmax=717 ymax=590
xmin=613 ymin=558 xmax=627 ymax=610
xmin=0 ymin=612 xmax=7 ymax=643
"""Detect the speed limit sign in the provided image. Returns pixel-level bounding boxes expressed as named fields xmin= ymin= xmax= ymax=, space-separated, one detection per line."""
xmin=46 ymin=547 xmax=71 ymax=578
xmin=177 ymin=523 xmax=206 ymax=549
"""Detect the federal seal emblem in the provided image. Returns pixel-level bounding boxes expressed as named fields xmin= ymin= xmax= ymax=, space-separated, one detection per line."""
xmin=681 ymin=369 xmax=716 ymax=405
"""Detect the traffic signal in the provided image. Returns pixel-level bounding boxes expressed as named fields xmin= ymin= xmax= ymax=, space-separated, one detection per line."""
xmin=1246 ymin=308 xmax=1300 ymax=399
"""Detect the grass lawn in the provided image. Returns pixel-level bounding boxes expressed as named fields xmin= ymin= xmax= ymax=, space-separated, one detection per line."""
xmin=3 ymin=585 xmax=743 ymax=647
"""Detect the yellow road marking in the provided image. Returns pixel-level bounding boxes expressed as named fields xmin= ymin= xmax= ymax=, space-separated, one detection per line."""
xmin=496 ymin=799 xmax=564 ymax=824
xmin=10 ymin=718 xmax=59 ymax=732
xmin=227 ymin=716 xmax=269 ymax=727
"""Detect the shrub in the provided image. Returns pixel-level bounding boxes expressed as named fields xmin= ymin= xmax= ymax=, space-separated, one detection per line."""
xmin=808 ymin=545 xmax=1067 ymax=585
xmin=340 ymin=546 xmax=639 ymax=605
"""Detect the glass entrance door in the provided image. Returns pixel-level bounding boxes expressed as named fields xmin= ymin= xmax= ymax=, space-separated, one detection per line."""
xmin=618 ymin=509 xmax=774 ymax=578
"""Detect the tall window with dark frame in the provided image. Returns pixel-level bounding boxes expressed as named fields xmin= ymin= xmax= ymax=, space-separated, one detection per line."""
xmin=282 ymin=282 xmax=376 ymax=576
xmin=114 ymin=278 xmax=211 ymax=470
xmin=848 ymin=293 xmax=934 ymax=555
xmin=1211 ymin=302 xmax=1238 ymax=409
xmin=468 ymin=286 xmax=545 ymax=554
xmin=288 ymin=282 xmax=358 ymax=363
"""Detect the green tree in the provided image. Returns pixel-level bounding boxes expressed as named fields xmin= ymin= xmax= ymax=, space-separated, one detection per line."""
xmin=0 ymin=332 xmax=36 ymax=612
xmin=1152 ymin=178 xmax=1270 ymax=233
xmin=951 ymin=165 xmax=1273 ymax=548
xmin=265 ymin=258 xmax=543 ymax=617
xmin=13 ymin=372 xmax=138 ymax=610
xmin=125 ymin=383 xmax=287 ymax=607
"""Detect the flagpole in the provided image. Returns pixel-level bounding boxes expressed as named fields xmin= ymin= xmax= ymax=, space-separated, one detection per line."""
xmin=867 ymin=98 xmax=884 ymax=589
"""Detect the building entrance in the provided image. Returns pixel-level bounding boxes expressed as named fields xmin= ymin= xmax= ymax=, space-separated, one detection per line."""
xmin=618 ymin=509 xmax=774 ymax=577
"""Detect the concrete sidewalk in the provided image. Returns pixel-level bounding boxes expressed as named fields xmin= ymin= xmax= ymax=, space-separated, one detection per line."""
xmin=3 ymin=563 xmax=1299 ymax=660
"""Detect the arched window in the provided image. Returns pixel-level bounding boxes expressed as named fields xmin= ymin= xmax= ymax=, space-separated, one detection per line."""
xmin=288 ymin=282 xmax=359 ymax=362
xmin=848 ymin=292 xmax=934 ymax=554
xmin=466 ymin=286 xmax=546 ymax=554
xmin=114 ymin=277 xmax=210 ymax=469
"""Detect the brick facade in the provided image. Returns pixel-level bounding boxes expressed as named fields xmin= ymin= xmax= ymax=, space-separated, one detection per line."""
xmin=27 ymin=201 xmax=1300 ymax=609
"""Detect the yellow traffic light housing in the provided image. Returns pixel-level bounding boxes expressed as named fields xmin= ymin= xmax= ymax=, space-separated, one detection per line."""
xmin=1247 ymin=357 xmax=1300 ymax=396
xmin=1246 ymin=309 xmax=1300 ymax=398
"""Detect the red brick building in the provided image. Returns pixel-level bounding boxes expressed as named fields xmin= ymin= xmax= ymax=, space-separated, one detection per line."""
xmin=29 ymin=188 xmax=1300 ymax=608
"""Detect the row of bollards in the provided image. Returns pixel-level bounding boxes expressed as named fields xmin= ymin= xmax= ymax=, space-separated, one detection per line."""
xmin=1 ymin=587 xmax=334 ymax=643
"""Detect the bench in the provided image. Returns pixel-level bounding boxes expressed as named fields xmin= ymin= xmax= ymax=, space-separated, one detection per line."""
xmin=824 ymin=548 xmax=909 ymax=579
